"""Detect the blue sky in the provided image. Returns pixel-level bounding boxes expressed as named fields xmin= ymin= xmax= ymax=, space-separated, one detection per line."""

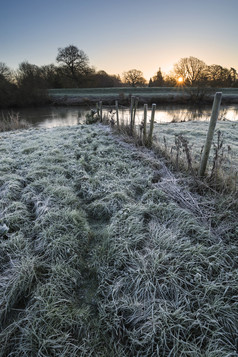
xmin=1 ymin=0 xmax=238 ymax=79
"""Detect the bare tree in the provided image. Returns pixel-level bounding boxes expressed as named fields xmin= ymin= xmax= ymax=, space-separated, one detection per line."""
xmin=122 ymin=69 xmax=146 ymax=87
xmin=17 ymin=62 xmax=43 ymax=87
xmin=205 ymin=64 xmax=230 ymax=87
xmin=0 ymin=62 xmax=12 ymax=81
xmin=56 ymin=45 xmax=89 ymax=86
xmin=0 ymin=62 xmax=17 ymax=108
xmin=173 ymin=57 xmax=207 ymax=86
xmin=228 ymin=67 xmax=237 ymax=86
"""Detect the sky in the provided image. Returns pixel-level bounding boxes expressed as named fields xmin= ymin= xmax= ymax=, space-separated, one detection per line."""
xmin=1 ymin=0 xmax=238 ymax=80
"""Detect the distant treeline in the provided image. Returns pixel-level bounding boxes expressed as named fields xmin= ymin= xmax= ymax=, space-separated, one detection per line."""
xmin=0 ymin=60 xmax=121 ymax=108
xmin=1 ymin=45 xmax=238 ymax=108
xmin=150 ymin=57 xmax=238 ymax=88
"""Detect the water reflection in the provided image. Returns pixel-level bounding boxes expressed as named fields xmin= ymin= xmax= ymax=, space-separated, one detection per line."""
xmin=117 ymin=105 xmax=238 ymax=124
xmin=1 ymin=104 xmax=237 ymax=129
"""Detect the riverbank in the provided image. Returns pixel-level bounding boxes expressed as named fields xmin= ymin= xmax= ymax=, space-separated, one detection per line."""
xmin=0 ymin=124 xmax=237 ymax=356
xmin=48 ymin=87 xmax=238 ymax=106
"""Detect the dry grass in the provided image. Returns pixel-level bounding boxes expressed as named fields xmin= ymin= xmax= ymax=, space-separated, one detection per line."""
xmin=0 ymin=112 xmax=29 ymax=132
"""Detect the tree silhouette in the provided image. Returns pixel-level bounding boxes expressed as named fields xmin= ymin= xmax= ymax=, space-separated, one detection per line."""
xmin=122 ymin=69 xmax=146 ymax=87
xmin=173 ymin=57 xmax=207 ymax=86
xmin=56 ymin=45 xmax=89 ymax=86
xmin=0 ymin=62 xmax=12 ymax=81
xmin=150 ymin=68 xmax=164 ymax=86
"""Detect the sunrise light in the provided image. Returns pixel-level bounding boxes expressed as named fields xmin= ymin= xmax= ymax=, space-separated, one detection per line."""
xmin=177 ymin=76 xmax=184 ymax=84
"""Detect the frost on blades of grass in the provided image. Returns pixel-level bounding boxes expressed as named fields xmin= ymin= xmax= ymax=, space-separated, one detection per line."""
xmin=153 ymin=120 xmax=238 ymax=189
xmin=0 ymin=125 xmax=237 ymax=356
xmin=95 ymin=198 xmax=237 ymax=356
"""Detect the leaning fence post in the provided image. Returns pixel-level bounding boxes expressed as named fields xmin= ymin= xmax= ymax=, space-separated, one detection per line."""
xmin=143 ymin=104 xmax=148 ymax=145
xmin=147 ymin=104 xmax=156 ymax=147
xmin=99 ymin=101 xmax=102 ymax=122
xmin=198 ymin=92 xmax=222 ymax=177
xmin=115 ymin=100 xmax=119 ymax=127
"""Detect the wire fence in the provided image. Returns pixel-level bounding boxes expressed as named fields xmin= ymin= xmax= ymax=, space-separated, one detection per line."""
xmin=88 ymin=93 xmax=237 ymax=192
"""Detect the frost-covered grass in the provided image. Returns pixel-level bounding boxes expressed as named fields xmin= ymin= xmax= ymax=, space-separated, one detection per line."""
xmin=152 ymin=120 xmax=238 ymax=190
xmin=0 ymin=124 xmax=237 ymax=356
xmin=48 ymin=87 xmax=238 ymax=106
xmin=48 ymin=87 xmax=238 ymax=97
xmin=48 ymin=87 xmax=185 ymax=97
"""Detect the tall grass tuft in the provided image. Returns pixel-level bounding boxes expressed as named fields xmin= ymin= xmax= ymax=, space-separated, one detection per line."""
xmin=0 ymin=112 xmax=29 ymax=132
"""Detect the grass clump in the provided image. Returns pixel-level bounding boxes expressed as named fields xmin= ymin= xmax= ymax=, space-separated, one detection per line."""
xmin=0 ymin=112 xmax=29 ymax=132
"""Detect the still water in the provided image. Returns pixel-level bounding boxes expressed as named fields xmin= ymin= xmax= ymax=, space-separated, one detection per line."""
xmin=2 ymin=104 xmax=238 ymax=129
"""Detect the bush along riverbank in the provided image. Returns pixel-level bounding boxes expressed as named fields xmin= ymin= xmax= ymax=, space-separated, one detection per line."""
xmin=0 ymin=124 xmax=237 ymax=356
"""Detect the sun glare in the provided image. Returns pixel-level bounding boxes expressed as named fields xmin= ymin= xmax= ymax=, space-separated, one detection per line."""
xmin=177 ymin=77 xmax=184 ymax=84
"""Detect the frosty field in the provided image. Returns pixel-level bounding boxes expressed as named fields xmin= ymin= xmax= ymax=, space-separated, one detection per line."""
xmin=48 ymin=87 xmax=238 ymax=106
xmin=0 ymin=124 xmax=237 ymax=356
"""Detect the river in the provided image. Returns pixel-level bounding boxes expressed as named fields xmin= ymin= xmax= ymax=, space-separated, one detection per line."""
xmin=1 ymin=103 xmax=238 ymax=129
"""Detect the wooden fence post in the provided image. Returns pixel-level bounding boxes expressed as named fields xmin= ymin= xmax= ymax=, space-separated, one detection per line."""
xmin=147 ymin=104 xmax=156 ymax=147
xmin=115 ymin=100 xmax=119 ymax=127
xmin=96 ymin=102 xmax=99 ymax=118
xmin=143 ymin=104 xmax=148 ymax=145
xmin=132 ymin=97 xmax=139 ymax=128
xmin=130 ymin=96 xmax=135 ymax=134
xmin=198 ymin=92 xmax=222 ymax=177
xmin=99 ymin=101 xmax=102 ymax=122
